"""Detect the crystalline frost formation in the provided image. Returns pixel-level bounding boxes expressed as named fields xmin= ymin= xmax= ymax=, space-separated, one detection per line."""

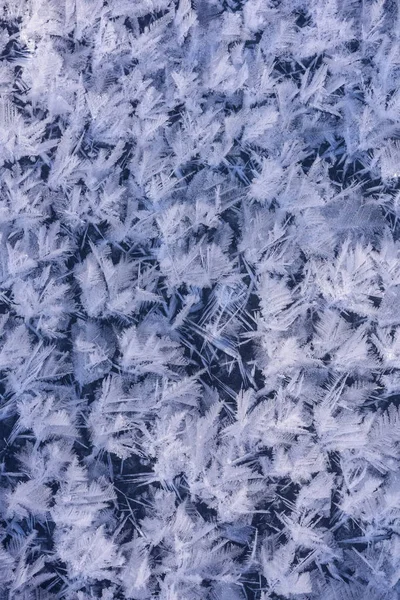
xmin=0 ymin=1 xmax=400 ymax=599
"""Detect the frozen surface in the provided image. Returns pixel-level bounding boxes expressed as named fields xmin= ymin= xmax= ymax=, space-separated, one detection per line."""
xmin=0 ymin=1 xmax=400 ymax=598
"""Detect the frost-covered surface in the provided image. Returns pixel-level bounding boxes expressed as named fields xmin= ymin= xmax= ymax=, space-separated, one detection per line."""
xmin=1 ymin=0 xmax=400 ymax=598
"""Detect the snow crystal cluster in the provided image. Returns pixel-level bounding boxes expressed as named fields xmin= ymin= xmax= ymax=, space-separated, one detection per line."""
xmin=1 ymin=0 xmax=400 ymax=598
